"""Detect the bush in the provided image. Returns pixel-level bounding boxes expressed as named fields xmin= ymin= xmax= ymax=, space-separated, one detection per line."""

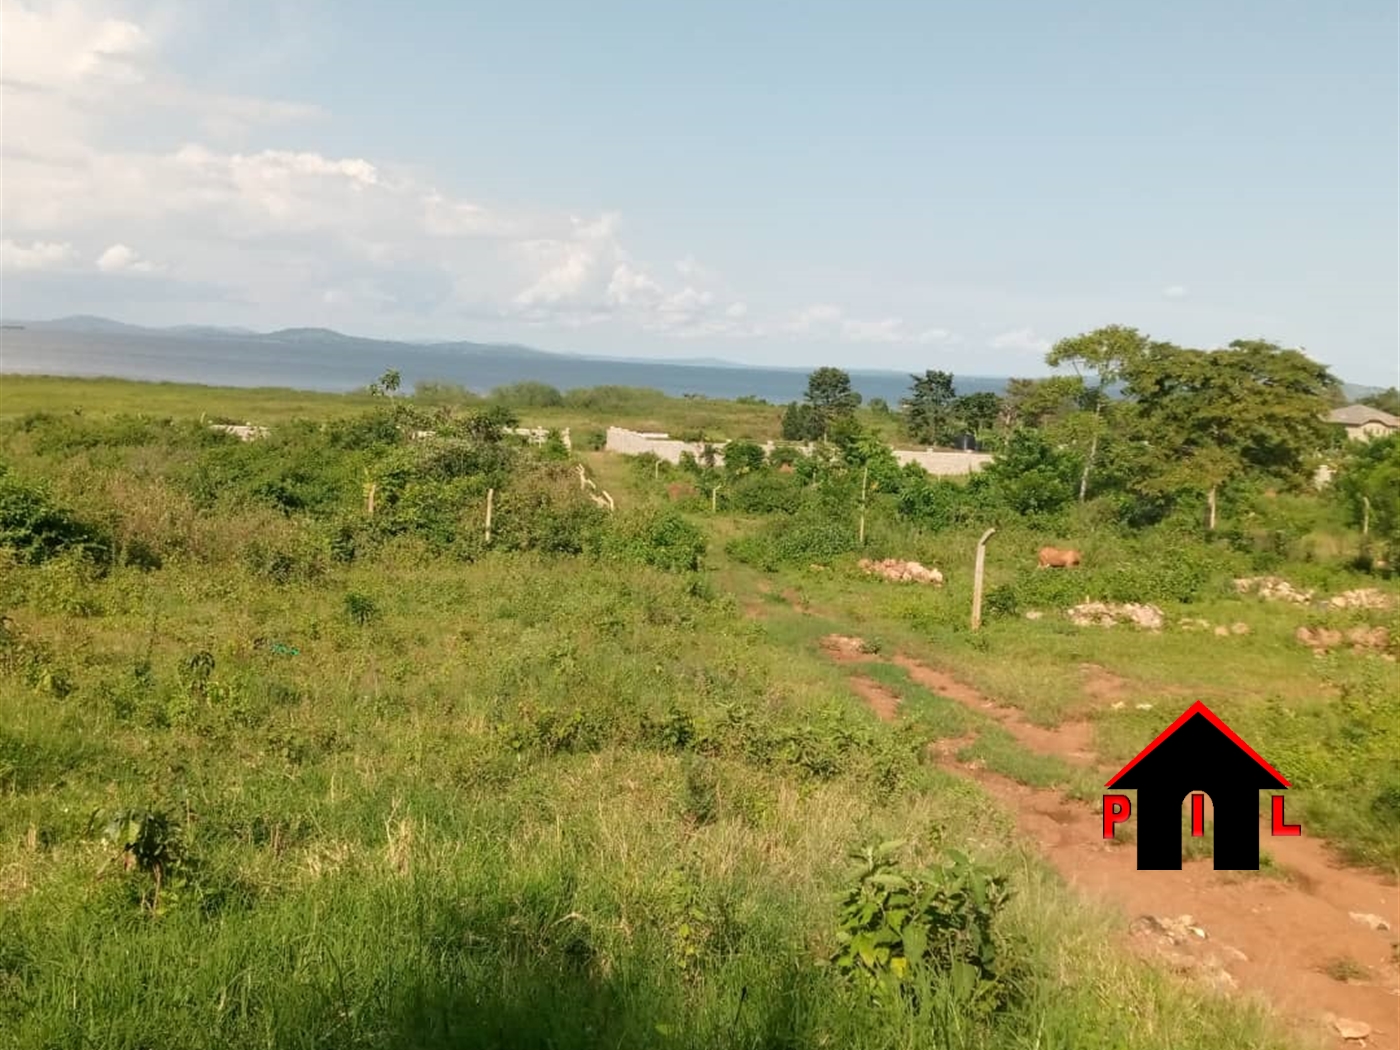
xmin=726 ymin=473 xmax=806 ymax=515
xmin=489 ymin=382 xmax=565 ymax=408
xmin=605 ymin=508 xmax=707 ymax=573
xmin=728 ymin=510 xmax=858 ymax=570
xmin=0 ymin=467 xmax=111 ymax=566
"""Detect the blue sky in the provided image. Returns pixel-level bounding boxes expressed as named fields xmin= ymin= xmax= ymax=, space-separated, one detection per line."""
xmin=2 ymin=0 xmax=1396 ymax=383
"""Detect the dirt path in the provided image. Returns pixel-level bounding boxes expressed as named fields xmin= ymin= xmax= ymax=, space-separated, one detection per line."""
xmin=820 ymin=635 xmax=1400 ymax=1050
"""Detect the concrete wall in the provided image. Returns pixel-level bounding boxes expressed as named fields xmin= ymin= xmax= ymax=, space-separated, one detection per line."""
xmin=604 ymin=427 xmax=992 ymax=476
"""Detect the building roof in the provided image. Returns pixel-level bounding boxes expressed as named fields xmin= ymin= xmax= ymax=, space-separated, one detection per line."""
xmin=1105 ymin=701 xmax=1290 ymax=790
xmin=1326 ymin=404 xmax=1400 ymax=428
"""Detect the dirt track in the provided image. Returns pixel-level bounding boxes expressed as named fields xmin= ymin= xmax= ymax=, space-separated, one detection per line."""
xmin=820 ymin=634 xmax=1400 ymax=1050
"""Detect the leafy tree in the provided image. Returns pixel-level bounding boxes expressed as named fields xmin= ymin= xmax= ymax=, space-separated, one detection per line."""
xmin=1000 ymin=376 xmax=1084 ymax=430
xmin=1123 ymin=339 xmax=1338 ymax=529
xmin=803 ymin=367 xmax=862 ymax=440
xmin=867 ymin=397 xmax=891 ymax=415
xmin=1335 ymin=434 xmax=1400 ymax=545
xmin=723 ymin=440 xmax=766 ymax=477
xmin=1360 ymin=388 xmax=1400 ymax=416
xmin=369 ymin=369 xmax=401 ymax=398
xmin=1045 ymin=325 xmax=1150 ymax=501
xmin=955 ymin=392 xmax=1002 ymax=434
xmin=490 ymin=381 xmax=564 ymax=407
xmin=780 ymin=401 xmax=822 ymax=442
xmin=903 ymin=370 xmax=958 ymax=446
xmin=973 ymin=429 xmax=1081 ymax=516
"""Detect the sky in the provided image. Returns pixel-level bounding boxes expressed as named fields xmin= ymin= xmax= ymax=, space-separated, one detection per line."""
xmin=1 ymin=0 xmax=1396 ymax=384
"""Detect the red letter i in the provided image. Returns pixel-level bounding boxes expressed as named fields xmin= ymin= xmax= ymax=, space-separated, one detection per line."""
xmin=1190 ymin=793 xmax=1205 ymax=837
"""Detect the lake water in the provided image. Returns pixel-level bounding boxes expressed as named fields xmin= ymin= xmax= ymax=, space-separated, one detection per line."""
xmin=0 ymin=328 xmax=1008 ymax=404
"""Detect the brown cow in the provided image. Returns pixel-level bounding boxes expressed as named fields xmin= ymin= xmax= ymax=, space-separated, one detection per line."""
xmin=667 ymin=481 xmax=699 ymax=502
xmin=1037 ymin=546 xmax=1082 ymax=569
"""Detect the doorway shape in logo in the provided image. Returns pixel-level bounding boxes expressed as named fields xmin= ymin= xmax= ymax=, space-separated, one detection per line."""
xmin=1101 ymin=701 xmax=1299 ymax=871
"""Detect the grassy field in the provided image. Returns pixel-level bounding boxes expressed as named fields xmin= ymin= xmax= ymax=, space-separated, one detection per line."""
xmin=2 ymin=375 xmax=1395 ymax=1049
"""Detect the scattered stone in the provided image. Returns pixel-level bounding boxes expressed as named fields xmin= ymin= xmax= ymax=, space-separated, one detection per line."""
xmin=1234 ymin=576 xmax=1314 ymax=604
xmin=1179 ymin=617 xmax=1212 ymax=631
xmin=1219 ymin=945 xmax=1249 ymax=963
xmin=1135 ymin=703 xmax=1154 ymax=711
xmin=808 ymin=564 xmax=827 ymax=571
xmin=1329 ymin=588 xmax=1394 ymax=611
xmin=1067 ymin=601 xmax=1164 ymax=630
xmin=1297 ymin=624 xmax=1392 ymax=656
xmin=1323 ymin=1014 xmax=1373 ymax=1041
xmin=1024 ymin=609 xmax=1044 ymax=620
xmin=1129 ymin=914 xmax=1206 ymax=945
xmin=1350 ymin=912 xmax=1393 ymax=932
xmin=1111 ymin=701 xmax=1126 ymax=711
xmin=858 ymin=557 xmax=944 ymax=585
xmin=1231 ymin=622 xmax=1251 ymax=635
xmin=1214 ymin=625 xmax=1231 ymax=637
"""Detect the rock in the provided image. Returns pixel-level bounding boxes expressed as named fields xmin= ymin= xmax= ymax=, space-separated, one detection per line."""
xmin=1329 ymin=588 xmax=1394 ymax=610
xmin=1350 ymin=911 xmax=1392 ymax=932
xmin=1234 ymin=576 xmax=1314 ymax=603
xmin=1067 ymin=601 xmax=1164 ymax=630
xmin=1220 ymin=945 xmax=1249 ymax=963
xmin=1328 ymin=1015 xmax=1373 ymax=1041
xmin=1214 ymin=625 xmax=1231 ymax=637
xmin=1179 ymin=617 xmax=1212 ymax=631
xmin=1135 ymin=702 xmax=1154 ymax=711
xmin=1231 ymin=622 xmax=1250 ymax=635
xmin=1296 ymin=625 xmax=1345 ymax=653
xmin=1024 ymin=610 xmax=1044 ymax=620
xmin=859 ymin=557 xmax=944 ymax=586
xmin=1111 ymin=701 xmax=1126 ymax=710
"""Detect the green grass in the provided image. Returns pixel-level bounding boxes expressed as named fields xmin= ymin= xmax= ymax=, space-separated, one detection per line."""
xmin=2 ymin=375 xmax=1388 ymax=1048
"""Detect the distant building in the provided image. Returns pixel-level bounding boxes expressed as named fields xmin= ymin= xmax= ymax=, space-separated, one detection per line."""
xmin=1325 ymin=404 xmax=1400 ymax=442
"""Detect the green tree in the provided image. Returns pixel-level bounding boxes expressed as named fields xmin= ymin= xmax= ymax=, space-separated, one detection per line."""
xmin=369 ymin=368 xmax=401 ymax=398
xmin=1335 ymin=434 xmax=1400 ymax=544
xmin=1123 ymin=339 xmax=1338 ymax=529
xmin=955 ymin=392 xmax=1002 ymax=435
xmin=804 ymin=367 xmax=862 ymax=440
xmin=1045 ymin=325 xmax=1150 ymax=501
xmin=1360 ymin=388 xmax=1400 ymax=417
xmin=999 ymin=376 xmax=1084 ymax=430
xmin=867 ymin=397 xmax=891 ymax=415
xmin=723 ymin=440 xmax=766 ymax=477
xmin=781 ymin=401 xmax=822 ymax=442
xmin=903 ymin=370 xmax=958 ymax=446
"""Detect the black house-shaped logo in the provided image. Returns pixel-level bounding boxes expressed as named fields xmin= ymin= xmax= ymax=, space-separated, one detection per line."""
xmin=1104 ymin=701 xmax=1292 ymax=870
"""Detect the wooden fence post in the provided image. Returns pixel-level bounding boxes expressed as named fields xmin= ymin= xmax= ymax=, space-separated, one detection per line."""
xmin=485 ymin=488 xmax=494 ymax=544
xmin=1362 ymin=495 xmax=1371 ymax=537
xmin=858 ymin=464 xmax=869 ymax=547
xmin=971 ymin=527 xmax=996 ymax=631
xmin=711 ymin=486 xmax=720 ymax=513
xmin=365 ymin=482 xmax=377 ymax=517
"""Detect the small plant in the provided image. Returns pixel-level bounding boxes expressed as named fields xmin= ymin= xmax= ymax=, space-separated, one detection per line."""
xmin=680 ymin=754 xmax=719 ymax=826
xmin=343 ymin=591 xmax=379 ymax=626
xmin=831 ymin=840 xmax=1015 ymax=1015
xmin=100 ymin=807 xmax=189 ymax=912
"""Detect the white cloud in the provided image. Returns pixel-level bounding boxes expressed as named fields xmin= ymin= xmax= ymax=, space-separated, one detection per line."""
xmin=989 ymin=327 xmax=1050 ymax=353
xmin=96 ymin=243 xmax=161 ymax=274
xmin=1162 ymin=284 xmax=1188 ymax=299
xmin=0 ymin=239 xmax=77 ymax=271
xmin=0 ymin=1 xmax=967 ymax=350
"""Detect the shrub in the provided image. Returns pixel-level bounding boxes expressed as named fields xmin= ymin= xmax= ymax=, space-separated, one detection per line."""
xmin=489 ymin=381 xmax=565 ymax=408
xmin=831 ymin=841 xmax=1017 ymax=1017
xmin=605 ymin=508 xmax=707 ymax=573
xmin=0 ymin=467 xmax=111 ymax=565
xmin=727 ymin=473 xmax=806 ymax=515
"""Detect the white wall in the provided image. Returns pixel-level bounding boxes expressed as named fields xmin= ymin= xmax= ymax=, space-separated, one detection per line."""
xmin=603 ymin=427 xmax=992 ymax=476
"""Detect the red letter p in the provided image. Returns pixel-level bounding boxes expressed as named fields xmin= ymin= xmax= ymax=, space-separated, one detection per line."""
xmin=1103 ymin=794 xmax=1131 ymax=839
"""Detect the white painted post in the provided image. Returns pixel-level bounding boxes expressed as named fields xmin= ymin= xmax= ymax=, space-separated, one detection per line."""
xmin=971 ymin=527 xmax=996 ymax=631
xmin=858 ymin=464 xmax=869 ymax=547
xmin=485 ymin=488 xmax=494 ymax=544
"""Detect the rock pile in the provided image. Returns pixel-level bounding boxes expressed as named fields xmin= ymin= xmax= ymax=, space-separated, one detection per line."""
xmin=858 ymin=558 xmax=944 ymax=585
xmin=1295 ymin=624 xmax=1392 ymax=657
xmin=1327 ymin=587 xmax=1394 ymax=610
xmin=1233 ymin=576 xmax=1314 ymax=604
xmin=1067 ymin=601 xmax=1164 ymax=630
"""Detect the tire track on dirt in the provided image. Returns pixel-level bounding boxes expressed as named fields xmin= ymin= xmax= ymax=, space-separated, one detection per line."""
xmin=820 ymin=634 xmax=1400 ymax=1050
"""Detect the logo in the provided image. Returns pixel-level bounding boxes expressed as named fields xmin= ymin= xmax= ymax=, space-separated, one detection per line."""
xmin=1101 ymin=701 xmax=1300 ymax=871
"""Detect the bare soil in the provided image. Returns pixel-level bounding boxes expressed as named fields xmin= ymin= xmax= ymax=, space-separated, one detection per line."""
xmin=821 ymin=638 xmax=1400 ymax=1049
